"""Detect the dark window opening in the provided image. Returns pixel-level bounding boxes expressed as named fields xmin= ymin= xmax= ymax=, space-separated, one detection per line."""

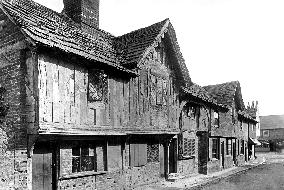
xmin=72 ymin=142 xmax=106 ymax=173
xmin=212 ymin=138 xmax=220 ymax=159
xmin=88 ymin=70 xmax=108 ymax=102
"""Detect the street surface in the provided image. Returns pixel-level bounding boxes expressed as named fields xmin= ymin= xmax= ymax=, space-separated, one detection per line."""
xmin=200 ymin=153 xmax=284 ymax=190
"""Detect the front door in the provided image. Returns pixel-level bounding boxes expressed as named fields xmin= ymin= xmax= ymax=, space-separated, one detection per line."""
xmin=169 ymin=139 xmax=177 ymax=173
xmin=32 ymin=142 xmax=54 ymax=190
xmin=232 ymin=141 xmax=236 ymax=165
xmin=198 ymin=132 xmax=208 ymax=174
xmin=221 ymin=141 xmax=225 ymax=168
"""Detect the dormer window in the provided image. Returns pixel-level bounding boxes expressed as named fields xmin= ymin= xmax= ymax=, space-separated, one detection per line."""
xmin=213 ymin=111 xmax=219 ymax=126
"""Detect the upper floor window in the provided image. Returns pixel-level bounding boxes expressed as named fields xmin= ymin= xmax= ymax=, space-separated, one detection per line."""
xmin=187 ymin=106 xmax=196 ymax=118
xmin=263 ymin=130 xmax=269 ymax=137
xmin=150 ymin=75 xmax=168 ymax=106
xmin=213 ymin=111 xmax=219 ymax=126
xmin=88 ymin=70 xmax=108 ymax=102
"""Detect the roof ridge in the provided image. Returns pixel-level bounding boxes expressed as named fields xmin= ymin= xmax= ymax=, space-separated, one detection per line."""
xmin=117 ymin=18 xmax=169 ymax=38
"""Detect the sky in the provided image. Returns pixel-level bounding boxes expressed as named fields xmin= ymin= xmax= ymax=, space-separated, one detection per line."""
xmin=33 ymin=0 xmax=284 ymax=116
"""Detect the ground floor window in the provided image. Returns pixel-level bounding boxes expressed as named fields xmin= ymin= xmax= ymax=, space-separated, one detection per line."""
xmin=183 ymin=138 xmax=196 ymax=157
xmin=212 ymin=138 xmax=220 ymax=159
xmin=71 ymin=141 xmax=107 ymax=173
xmin=226 ymin=139 xmax=232 ymax=155
xmin=147 ymin=143 xmax=159 ymax=163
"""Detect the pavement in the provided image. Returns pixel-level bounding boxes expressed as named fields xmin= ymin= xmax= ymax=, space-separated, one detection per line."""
xmin=141 ymin=153 xmax=268 ymax=190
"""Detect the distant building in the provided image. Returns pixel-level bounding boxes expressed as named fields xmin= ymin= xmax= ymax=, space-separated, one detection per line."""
xmin=259 ymin=115 xmax=284 ymax=153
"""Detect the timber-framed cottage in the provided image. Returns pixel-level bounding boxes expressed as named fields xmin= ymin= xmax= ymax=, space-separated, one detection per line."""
xmin=0 ymin=0 xmax=258 ymax=189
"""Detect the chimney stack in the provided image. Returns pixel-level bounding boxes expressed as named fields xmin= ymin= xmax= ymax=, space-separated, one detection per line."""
xmin=63 ymin=0 xmax=99 ymax=34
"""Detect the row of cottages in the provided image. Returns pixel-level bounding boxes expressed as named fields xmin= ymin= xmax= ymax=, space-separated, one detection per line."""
xmin=0 ymin=0 xmax=258 ymax=189
xmin=259 ymin=115 xmax=284 ymax=153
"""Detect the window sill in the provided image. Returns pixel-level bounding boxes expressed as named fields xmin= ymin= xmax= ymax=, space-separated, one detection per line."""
xmin=211 ymin=158 xmax=219 ymax=161
xmin=179 ymin=155 xmax=195 ymax=160
xmin=59 ymin=171 xmax=107 ymax=180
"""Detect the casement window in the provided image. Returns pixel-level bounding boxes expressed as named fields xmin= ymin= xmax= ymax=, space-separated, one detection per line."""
xmin=130 ymin=143 xmax=147 ymax=167
xmin=226 ymin=139 xmax=232 ymax=155
xmin=147 ymin=143 xmax=159 ymax=163
xmin=88 ymin=70 xmax=108 ymax=102
xmin=183 ymin=138 xmax=196 ymax=157
xmin=212 ymin=138 xmax=220 ymax=159
xmin=263 ymin=130 xmax=269 ymax=137
xmin=213 ymin=111 xmax=219 ymax=126
xmin=72 ymin=142 xmax=107 ymax=173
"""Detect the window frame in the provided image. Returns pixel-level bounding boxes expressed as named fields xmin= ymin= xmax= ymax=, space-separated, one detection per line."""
xmin=226 ymin=139 xmax=232 ymax=155
xmin=71 ymin=141 xmax=107 ymax=174
xmin=88 ymin=70 xmax=108 ymax=103
xmin=182 ymin=137 xmax=196 ymax=158
xmin=212 ymin=138 xmax=220 ymax=159
xmin=213 ymin=111 xmax=219 ymax=127
xmin=263 ymin=130 xmax=269 ymax=137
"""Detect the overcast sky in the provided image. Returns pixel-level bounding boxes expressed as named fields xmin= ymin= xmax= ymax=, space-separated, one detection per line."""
xmin=33 ymin=0 xmax=284 ymax=116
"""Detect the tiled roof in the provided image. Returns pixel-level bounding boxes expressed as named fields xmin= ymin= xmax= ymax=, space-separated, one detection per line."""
xmin=203 ymin=81 xmax=245 ymax=109
xmin=115 ymin=19 xmax=191 ymax=85
xmin=182 ymin=84 xmax=227 ymax=109
xmin=115 ymin=19 xmax=168 ymax=65
xmin=260 ymin=115 xmax=284 ymax=129
xmin=0 ymin=0 xmax=136 ymax=74
xmin=238 ymin=110 xmax=255 ymax=121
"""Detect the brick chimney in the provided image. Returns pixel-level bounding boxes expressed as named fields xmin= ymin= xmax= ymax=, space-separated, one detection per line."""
xmin=63 ymin=0 xmax=100 ymax=33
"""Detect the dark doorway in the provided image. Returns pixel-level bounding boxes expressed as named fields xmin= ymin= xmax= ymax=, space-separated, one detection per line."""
xmin=169 ymin=139 xmax=177 ymax=174
xmin=32 ymin=142 xmax=55 ymax=190
xmin=233 ymin=141 xmax=237 ymax=165
xmin=197 ymin=132 xmax=208 ymax=174
xmin=221 ymin=141 xmax=225 ymax=168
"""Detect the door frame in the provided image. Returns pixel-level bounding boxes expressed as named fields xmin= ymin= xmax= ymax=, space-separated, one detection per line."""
xmin=221 ymin=141 xmax=225 ymax=168
xmin=32 ymin=141 xmax=58 ymax=190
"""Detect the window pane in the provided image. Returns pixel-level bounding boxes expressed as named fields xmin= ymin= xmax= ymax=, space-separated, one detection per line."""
xmin=81 ymin=156 xmax=94 ymax=172
xmin=81 ymin=146 xmax=89 ymax=156
xmin=72 ymin=157 xmax=80 ymax=173
xmin=72 ymin=146 xmax=80 ymax=156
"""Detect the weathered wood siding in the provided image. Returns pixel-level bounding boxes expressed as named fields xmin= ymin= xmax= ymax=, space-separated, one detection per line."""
xmin=38 ymin=40 xmax=180 ymax=133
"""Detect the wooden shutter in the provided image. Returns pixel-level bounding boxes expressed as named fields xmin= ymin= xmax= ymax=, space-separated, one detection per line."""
xmin=138 ymin=143 xmax=147 ymax=166
xmin=130 ymin=143 xmax=135 ymax=167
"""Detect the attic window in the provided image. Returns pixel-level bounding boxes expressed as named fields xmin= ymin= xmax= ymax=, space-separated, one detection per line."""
xmin=187 ymin=106 xmax=196 ymax=118
xmin=213 ymin=111 xmax=219 ymax=126
xmin=150 ymin=75 xmax=168 ymax=106
xmin=88 ymin=70 xmax=108 ymax=102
